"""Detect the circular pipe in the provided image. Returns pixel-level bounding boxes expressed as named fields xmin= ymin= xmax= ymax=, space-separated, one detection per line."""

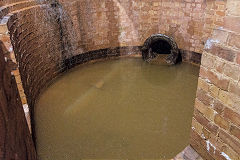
xmin=142 ymin=34 xmax=179 ymax=64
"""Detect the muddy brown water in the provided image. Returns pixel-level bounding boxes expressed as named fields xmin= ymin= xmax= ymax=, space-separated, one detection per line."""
xmin=35 ymin=58 xmax=199 ymax=159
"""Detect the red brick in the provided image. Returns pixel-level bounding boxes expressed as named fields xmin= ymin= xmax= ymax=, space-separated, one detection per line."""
xmin=224 ymin=16 xmax=240 ymax=33
xmin=199 ymin=67 xmax=208 ymax=79
xmin=190 ymin=130 xmax=215 ymax=160
xmin=198 ymin=78 xmax=209 ymax=92
xmin=194 ymin=109 xmax=219 ymax=135
xmin=230 ymin=125 xmax=240 ymax=140
xmin=223 ymin=64 xmax=240 ymax=81
xmin=216 ymin=77 xmax=229 ymax=91
xmin=212 ymin=29 xmax=228 ymax=44
xmin=196 ymin=89 xmax=213 ymax=106
xmin=237 ymin=54 xmax=240 ymax=65
xmin=214 ymin=114 xmax=230 ymax=130
xmin=0 ymin=42 xmax=37 ymax=159
xmin=224 ymin=108 xmax=240 ymax=126
xmin=207 ymin=44 xmax=237 ymax=62
xmin=214 ymin=21 xmax=224 ymax=26
xmin=226 ymin=1 xmax=240 ymax=16
xmin=199 ymin=67 xmax=229 ymax=90
xmin=215 ymin=59 xmax=225 ymax=73
xmin=229 ymin=83 xmax=240 ymax=97
xmin=219 ymin=130 xmax=240 ymax=153
xmin=202 ymin=127 xmax=210 ymax=139
xmin=213 ymin=100 xmax=225 ymax=114
xmin=216 ymin=11 xmax=225 ymax=16
xmin=206 ymin=70 xmax=218 ymax=84
xmin=229 ymin=33 xmax=240 ymax=49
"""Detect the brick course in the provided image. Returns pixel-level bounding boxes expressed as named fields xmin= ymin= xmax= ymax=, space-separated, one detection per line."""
xmin=190 ymin=0 xmax=240 ymax=159
xmin=0 ymin=40 xmax=37 ymax=160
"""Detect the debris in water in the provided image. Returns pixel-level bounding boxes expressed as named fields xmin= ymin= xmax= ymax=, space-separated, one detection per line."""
xmin=93 ymin=80 xmax=104 ymax=89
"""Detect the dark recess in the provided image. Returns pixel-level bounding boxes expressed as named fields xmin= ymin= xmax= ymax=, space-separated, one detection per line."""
xmin=142 ymin=34 xmax=180 ymax=64
xmin=150 ymin=40 xmax=172 ymax=55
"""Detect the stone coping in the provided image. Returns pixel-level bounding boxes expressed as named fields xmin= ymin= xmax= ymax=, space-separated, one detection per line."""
xmin=174 ymin=145 xmax=203 ymax=160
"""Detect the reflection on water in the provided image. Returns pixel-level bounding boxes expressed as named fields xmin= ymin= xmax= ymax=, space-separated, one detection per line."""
xmin=35 ymin=58 xmax=199 ymax=159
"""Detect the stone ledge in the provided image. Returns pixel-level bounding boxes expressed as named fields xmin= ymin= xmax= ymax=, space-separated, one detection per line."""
xmin=174 ymin=145 xmax=203 ymax=160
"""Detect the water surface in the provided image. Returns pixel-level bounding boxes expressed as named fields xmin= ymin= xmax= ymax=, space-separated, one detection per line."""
xmin=35 ymin=58 xmax=199 ymax=159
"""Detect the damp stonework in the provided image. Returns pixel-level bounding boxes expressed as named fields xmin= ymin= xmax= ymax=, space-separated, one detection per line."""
xmin=180 ymin=49 xmax=202 ymax=65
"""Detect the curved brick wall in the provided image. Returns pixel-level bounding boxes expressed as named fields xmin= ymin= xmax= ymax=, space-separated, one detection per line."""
xmin=8 ymin=5 xmax=63 ymax=106
xmin=52 ymin=0 xmax=226 ymax=54
xmin=0 ymin=37 xmax=37 ymax=160
xmin=6 ymin=4 xmax=68 ymax=138
xmin=6 ymin=0 xmax=225 ymax=112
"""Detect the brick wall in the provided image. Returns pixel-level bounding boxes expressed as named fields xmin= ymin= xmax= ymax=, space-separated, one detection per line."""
xmin=0 ymin=40 xmax=37 ymax=160
xmin=7 ymin=4 xmax=68 ymax=136
xmin=46 ymin=0 xmax=226 ymax=54
xmin=4 ymin=0 xmax=227 ymax=112
xmin=2 ymin=0 xmax=225 ymax=127
xmin=190 ymin=0 xmax=240 ymax=159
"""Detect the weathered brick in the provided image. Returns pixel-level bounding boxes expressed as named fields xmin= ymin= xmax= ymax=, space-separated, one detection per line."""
xmin=192 ymin=118 xmax=203 ymax=135
xmin=230 ymin=125 xmax=240 ymax=140
xmin=195 ymin=99 xmax=215 ymax=121
xmin=212 ymin=99 xmax=225 ymax=114
xmin=212 ymin=29 xmax=228 ymax=44
xmin=219 ymin=130 xmax=240 ymax=153
xmin=218 ymin=90 xmax=230 ymax=105
xmin=198 ymin=78 xmax=209 ymax=92
xmin=214 ymin=58 xmax=225 ymax=73
xmin=196 ymin=89 xmax=213 ymax=106
xmin=229 ymin=33 xmax=240 ymax=49
xmin=209 ymin=84 xmax=219 ymax=98
xmin=227 ymin=0 xmax=240 ymax=16
xmin=199 ymin=67 xmax=229 ymax=90
xmin=194 ymin=109 xmax=219 ymax=135
xmin=202 ymin=127 xmax=210 ymax=139
xmin=221 ymin=146 xmax=240 ymax=160
xmin=217 ymin=77 xmax=229 ymax=91
xmin=199 ymin=67 xmax=208 ymax=79
xmin=205 ymin=70 xmax=218 ymax=85
xmin=207 ymin=44 xmax=237 ymax=62
xmin=237 ymin=53 xmax=240 ymax=65
xmin=214 ymin=114 xmax=230 ymax=130
xmin=190 ymin=130 xmax=215 ymax=160
xmin=224 ymin=16 xmax=240 ymax=33
xmin=0 ymin=41 xmax=37 ymax=159
xmin=229 ymin=82 xmax=240 ymax=97
xmin=224 ymin=108 xmax=240 ymax=126
xmin=201 ymin=53 xmax=215 ymax=69
xmin=226 ymin=94 xmax=240 ymax=111
xmin=216 ymin=11 xmax=225 ymax=16
xmin=223 ymin=63 xmax=240 ymax=81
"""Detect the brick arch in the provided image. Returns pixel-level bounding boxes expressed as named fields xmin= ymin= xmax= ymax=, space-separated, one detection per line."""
xmin=142 ymin=34 xmax=179 ymax=64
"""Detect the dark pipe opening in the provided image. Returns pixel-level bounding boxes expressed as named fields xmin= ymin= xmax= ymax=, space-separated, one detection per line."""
xmin=150 ymin=40 xmax=172 ymax=55
xmin=142 ymin=34 xmax=180 ymax=64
